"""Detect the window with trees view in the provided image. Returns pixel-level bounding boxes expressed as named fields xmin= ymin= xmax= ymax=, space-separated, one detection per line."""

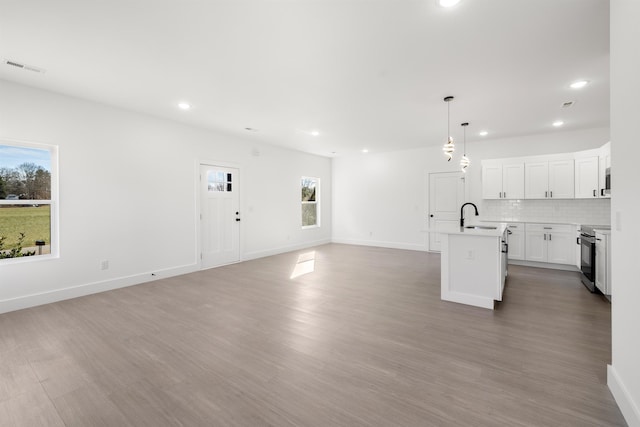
xmin=301 ymin=177 xmax=319 ymax=228
xmin=0 ymin=141 xmax=57 ymax=261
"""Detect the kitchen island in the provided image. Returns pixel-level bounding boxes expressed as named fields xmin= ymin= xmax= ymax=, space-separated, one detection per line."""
xmin=436 ymin=222 xmax=509 ymax=310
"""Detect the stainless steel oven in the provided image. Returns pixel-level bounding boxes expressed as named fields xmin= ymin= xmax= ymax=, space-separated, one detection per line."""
xmin=579 ymin=226 xmax=596 ymax=292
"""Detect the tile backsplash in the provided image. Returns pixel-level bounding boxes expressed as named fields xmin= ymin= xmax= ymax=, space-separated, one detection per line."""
xmin=480 ymin=198 xmax=611 ymax=225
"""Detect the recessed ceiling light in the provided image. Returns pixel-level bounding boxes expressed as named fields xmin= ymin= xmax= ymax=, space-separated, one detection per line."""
xmin=570 ymin=80 xmax=589 ymax=89
xmin=178 ymin=102 xmax=191 ymax=110
xmin=310 ymin=130 xmax=320 ymax=137
xmin=553 ymin=120 xmax=564 ymax=127
xmin=438 ymin=0 xmax=461 ymax=7
xmin=479 ymin=131 xmax=489 ymax=136
xmin=362 ymin=149 xmax=369 ymax=153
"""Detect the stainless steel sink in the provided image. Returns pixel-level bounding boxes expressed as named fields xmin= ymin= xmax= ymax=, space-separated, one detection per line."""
xmin=464 ymin=225 xmax=497 ymax=230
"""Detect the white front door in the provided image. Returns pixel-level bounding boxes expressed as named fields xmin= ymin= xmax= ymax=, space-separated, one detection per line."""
xmin=200 ymin=164 xmax=240 ymax=268
xmin=428 ymin=172 xmax=465 ymax=252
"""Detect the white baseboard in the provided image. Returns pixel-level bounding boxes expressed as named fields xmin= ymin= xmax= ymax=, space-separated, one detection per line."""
xmin=242 ymin=238 xmax=332 ymax=261
xmin=608 ymin=364 xmax=640 ymax=427
xmin=0 ymin=263 xmax=197 ymax=314
xmin=441 ymin=290 xmax=495 ymax=310
xmin=508 ymin=259 xmax=578 ymax=272
xmin=331 ymin=237 xmax=427 ymax=252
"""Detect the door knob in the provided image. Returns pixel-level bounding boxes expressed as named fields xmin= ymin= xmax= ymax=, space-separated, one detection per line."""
xmin=430 ymin=214 xmax=434 ymax=217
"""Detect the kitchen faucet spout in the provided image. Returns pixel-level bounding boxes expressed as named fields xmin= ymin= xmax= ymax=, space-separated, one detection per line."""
xmin=460 ymin=202 xmax=479 ymax=227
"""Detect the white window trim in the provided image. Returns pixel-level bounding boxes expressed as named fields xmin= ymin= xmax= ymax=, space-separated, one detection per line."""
xmin=0 ymin=138 xmax=59 ymax=264
xmin=301 ymin=176 xmax=320 ymax=229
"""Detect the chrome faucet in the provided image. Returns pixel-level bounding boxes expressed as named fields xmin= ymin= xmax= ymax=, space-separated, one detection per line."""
xmin=460 ymin=202 xmax=479 ymax=227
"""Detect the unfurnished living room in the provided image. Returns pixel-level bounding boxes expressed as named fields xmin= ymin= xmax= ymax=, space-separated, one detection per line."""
xmin=1 ymin=1 xmax=639 ymax=426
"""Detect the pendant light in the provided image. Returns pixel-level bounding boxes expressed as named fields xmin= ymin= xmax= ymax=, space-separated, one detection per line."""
xmin=442 ymin=96 xmax=455 ymax=161
xmin=460 ymin=122 xmax=470 ymax=173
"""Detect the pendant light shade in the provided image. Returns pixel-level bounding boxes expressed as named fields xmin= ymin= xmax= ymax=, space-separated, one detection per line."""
xmin=442 ymin=96 xmax=455 ymax=161
xmin=460 ymin=122 xmax=470 ymax=173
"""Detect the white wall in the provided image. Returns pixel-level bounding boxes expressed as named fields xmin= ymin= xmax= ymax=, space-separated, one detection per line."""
xmin=0 ymin=80 xmax=332 ymax=313
xmin=609 ymin=1 xmax=640 ymax=425
xmin=333 ymin=127 xmax=609 ymax=250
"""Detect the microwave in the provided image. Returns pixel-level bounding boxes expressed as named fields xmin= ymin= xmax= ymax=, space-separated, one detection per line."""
xmin=603 ymin=167 xmax=611 ymax=196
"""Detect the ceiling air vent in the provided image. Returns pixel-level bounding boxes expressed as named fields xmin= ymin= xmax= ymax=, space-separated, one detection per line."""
xmin=3 ymin=59 xmax=46 ymax=73
xmin=561 ymin=101 xmax=575 ymax=108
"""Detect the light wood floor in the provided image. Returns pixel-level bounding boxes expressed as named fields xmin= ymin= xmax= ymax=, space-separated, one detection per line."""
xmin=0 ymin=244 xmax=626 ymax=426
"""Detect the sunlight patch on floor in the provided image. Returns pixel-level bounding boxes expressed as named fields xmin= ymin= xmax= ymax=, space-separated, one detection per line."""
xmin=290 ymin=251 xmax=316 ymax=279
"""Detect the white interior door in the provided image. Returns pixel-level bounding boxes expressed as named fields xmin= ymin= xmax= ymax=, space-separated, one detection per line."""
xmin=428 ymin=172 xmax=465 ymax=252
xmin=200 ymin=164 xmax=240 ymax=268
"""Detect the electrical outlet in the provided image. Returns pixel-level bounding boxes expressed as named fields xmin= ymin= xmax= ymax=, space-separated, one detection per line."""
xmin=100 ymin=260 xmax=109 ymax=270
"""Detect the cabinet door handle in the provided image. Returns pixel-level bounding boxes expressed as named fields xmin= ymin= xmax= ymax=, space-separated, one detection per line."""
xmin=544 ymin=234 xmax=547 ymax=241
xmin=504 ymin=192 xmax=506 ymax=198
xmin=576 ymin=237 xmax=580 ymax=245
xmin=549 ymin=234 xmax=552 ymax=241
xmin=601 ymin=189 xmax=604 ymax=196
xmin=550 ymin=191 xmax=553 ymax=198
xmin=593 ymin=189 xmax=596 ymax=197
xmin=545 ymin=191 xmax=548 ymax=198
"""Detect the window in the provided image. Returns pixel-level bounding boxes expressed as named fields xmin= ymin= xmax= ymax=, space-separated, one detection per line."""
xmin=301 ymin=177 xmax=319 ymax=228
xmin=207 ymin=170 xmax=233 ymax=192
xmin=0 ymin=140 xmax=57 ymax=261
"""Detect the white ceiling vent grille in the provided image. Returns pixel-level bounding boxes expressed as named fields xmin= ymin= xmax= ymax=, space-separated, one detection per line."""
xmin=3 ymin=59 xmax=46 ymax=74
xmin=561 ymin=100 xmax=575 ymax=108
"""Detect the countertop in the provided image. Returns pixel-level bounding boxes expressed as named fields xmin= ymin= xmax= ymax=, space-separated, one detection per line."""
xmin=429 ymin=222 xmax=508 ymax=237
xmin=480 ymin=219 xmax=582 ymax=226
xmin=594 ymin=228 xmax=611 ymax=235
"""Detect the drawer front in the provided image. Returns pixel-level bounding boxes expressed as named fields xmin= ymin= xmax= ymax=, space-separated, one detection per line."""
xmin=525 ymin=223 xmax=574 ymax=233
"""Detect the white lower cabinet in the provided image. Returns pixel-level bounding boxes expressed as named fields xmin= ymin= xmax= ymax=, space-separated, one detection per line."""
xmin=595 ymin=231 xmax=611 ymax=295
xmin=506 ymin=223 xmax=525 ymax=260
xmin=525 ymin=223 xmax=575 ymax=265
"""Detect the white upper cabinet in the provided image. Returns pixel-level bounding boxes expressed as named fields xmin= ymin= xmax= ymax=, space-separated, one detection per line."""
xmin=482 ymin=162 xmax=524 ymax=199
xmin=482 ymin=163 xmax=503 ymax=199
xmin=575 ymin=157 xmax=599 ymax=199
xmin=548 ymin=159 xmax=575 ymax=199
xmin=524 ymin=159 xmax=574 ymax=199
xmin=502 ymin=163 xmax=525 ymax=199
xmin=482 ymin=142 xmax=608 ymax=200
xmin=524 ymin=161 xmax=549 ymax=199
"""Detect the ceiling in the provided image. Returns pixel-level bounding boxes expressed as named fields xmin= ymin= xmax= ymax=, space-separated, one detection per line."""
xmin=0 ymin=0 xmax=610 ymax=157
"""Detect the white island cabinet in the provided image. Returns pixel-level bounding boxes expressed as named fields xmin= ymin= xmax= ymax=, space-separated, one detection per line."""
xmin=437 ymin=223 xmax=509 ymax=310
